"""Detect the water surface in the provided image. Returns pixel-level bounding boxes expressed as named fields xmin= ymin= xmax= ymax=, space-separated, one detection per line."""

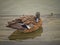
xmin=0 ymin=0 xmax=60 ymax=45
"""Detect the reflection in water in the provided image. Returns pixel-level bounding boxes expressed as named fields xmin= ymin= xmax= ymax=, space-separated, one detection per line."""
xmin=8 ymin=27 xmax=43 ymax=40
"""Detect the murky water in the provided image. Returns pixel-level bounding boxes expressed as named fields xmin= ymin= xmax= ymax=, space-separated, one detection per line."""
xmin=0 ymin=0 xmax=60 ymax=45
xmin=0 ymin=14 xmax=60 ymax=42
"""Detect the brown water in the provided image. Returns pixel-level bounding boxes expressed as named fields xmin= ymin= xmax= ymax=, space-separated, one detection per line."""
xmin=0 ymin=0 xmax=60 ymax=45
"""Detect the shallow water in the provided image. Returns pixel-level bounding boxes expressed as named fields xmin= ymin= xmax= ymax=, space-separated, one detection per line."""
xmin=0 ymin=0 xmax=60 ymax=45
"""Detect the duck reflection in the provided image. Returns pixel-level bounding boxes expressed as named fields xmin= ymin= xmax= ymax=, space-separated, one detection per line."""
xmin=8 ymin=27 xmax=43 ymax=40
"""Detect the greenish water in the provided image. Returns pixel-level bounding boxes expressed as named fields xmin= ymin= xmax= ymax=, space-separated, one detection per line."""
xmin=0 ymin=0 xmax=60 ymax=45
xmin=0 ymin=0 xmax=60 ymax=15
xmin=0 ymin=14 xmax=60 ymax=42
xmin=8 ymin=27 xmax=43 ymax=40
